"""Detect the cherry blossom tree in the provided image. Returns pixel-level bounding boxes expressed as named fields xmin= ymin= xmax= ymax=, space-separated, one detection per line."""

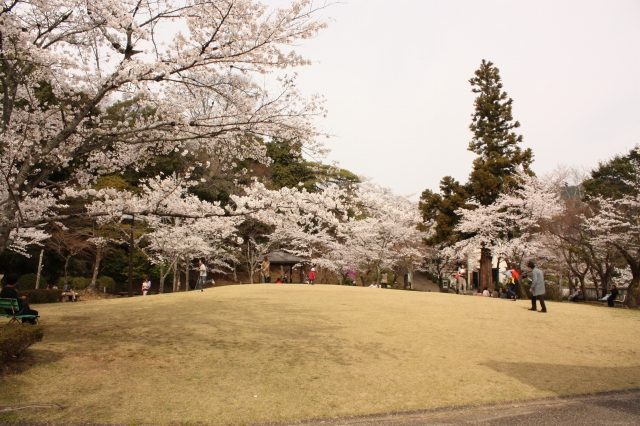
xmin=0 ymin=0 xmax=331 ymax=253
xmin=584 ymin=162 xmax=640 ymax=308
xmin=450 ymin=172 xmax=563 ymax=276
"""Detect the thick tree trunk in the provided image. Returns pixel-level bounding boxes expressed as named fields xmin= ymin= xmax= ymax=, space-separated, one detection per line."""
xmin=627 ymin=273 xmax=639 ymax=309
xmin=173 ymin=262 xmax=178 ymax=292
xmin=159 ymin=262 xmax=165 ymax=294
xmin=479 ymin=246 xmax=493 ymax=292
xmin=185 ymin=260 xmax=190 ymax=291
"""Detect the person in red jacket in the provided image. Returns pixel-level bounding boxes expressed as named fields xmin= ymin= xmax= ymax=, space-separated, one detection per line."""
xmin=308 ymin=268 xmax=316 ymax=285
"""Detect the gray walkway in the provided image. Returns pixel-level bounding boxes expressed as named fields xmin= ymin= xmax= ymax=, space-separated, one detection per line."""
xmin=291 ymin=389 xmax=640 ymax=426
xmin=410 ymin=272 xmax=440 ymax=293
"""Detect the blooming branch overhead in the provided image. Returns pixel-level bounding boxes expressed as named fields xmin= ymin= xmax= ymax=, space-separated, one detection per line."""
xmin=0 ymin=0 xmax=331 ymax=252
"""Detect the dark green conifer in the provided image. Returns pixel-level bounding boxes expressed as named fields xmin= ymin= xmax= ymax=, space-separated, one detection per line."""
xmin=419 ymin=176 xmax=469 ymax=246
xmin=467 ymin=60 xmax=533 ymax=205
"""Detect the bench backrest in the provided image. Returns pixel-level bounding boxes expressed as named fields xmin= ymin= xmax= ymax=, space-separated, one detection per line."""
xmin=0 ymin=298 xmax=19 ymax=313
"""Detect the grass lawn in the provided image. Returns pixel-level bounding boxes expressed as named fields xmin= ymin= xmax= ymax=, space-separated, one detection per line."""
xmin=1 ymin=285 xmax=639 ymax=425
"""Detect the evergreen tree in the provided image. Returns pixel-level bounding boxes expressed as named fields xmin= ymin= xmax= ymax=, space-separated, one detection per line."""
xmin=582 ymin=148 xmax=640 ymax=200
xmin=266 ymin=139 xmax=315 ymax=191
xmin=468 ymin=60 xmax=533 ymax=205
xmin=419 ymin=176 xmax=469 ymax=246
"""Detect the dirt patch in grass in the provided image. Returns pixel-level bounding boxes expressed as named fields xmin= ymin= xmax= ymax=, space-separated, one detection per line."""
xmin=1 ymin=285 xmax=639 ymax=425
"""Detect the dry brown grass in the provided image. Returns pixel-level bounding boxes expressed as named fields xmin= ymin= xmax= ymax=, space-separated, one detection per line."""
xmin=1 ymin=285 xmax=639 ymax=425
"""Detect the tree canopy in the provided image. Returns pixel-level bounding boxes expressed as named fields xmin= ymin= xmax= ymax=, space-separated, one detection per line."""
xmin=467 ymin=60 xmax=533 ymax=206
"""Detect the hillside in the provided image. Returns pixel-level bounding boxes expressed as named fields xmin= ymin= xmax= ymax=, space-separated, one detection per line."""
xmin=2 ymin=285 xmax=639 ymax=424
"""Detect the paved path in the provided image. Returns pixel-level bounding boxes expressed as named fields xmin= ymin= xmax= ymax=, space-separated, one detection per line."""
xmin=410 ymin=272 xmax=440 ymax=293
xmin=291 ymin=389 xmax=640 ymax=426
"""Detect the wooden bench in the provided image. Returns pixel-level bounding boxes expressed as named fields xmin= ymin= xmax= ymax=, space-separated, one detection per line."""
xmin=0 ymin=298 xmax=39 ymax=324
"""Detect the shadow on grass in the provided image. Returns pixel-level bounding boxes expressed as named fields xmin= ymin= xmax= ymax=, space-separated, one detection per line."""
xmin=1 ymin=349 xmax=63 ymax=377
xmin=483 ymin=361 xmax=640 ymax=398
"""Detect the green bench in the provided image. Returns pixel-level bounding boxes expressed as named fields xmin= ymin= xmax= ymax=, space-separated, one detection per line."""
xmin=0 ymin=298 xmax=39 ymax=324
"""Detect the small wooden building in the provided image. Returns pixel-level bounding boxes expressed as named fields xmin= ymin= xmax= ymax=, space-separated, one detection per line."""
xmin=263 ymin=250 xmax=307 ymax=283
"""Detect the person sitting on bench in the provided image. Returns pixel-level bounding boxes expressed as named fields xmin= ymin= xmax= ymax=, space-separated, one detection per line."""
xmin=569 ymin=287 xmax=584 ymax=302
xmin=607 ymin=285 xmax=619 ymax=307
xmin=0 ymin=273 xmax=39 ymax=324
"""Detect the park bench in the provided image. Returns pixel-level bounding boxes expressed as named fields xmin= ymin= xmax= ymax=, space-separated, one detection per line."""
xmin=0 ymin=298 xmax=39 ymax=324
xmin=61 ymin=291 xmax=79 ymax=302
xmin=598 ymin=294 xmax=626 ymax=305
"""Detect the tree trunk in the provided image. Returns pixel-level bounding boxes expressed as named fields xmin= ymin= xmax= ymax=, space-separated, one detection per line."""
xmin=173 ymin=262 xmax=178 ymax=292
xmin=159 ymin=261 xmax=165 ymax=294
xmin=89 ymin=245 xmax=102 ymax=292
xmin=63 ymin=256 xmax=71 ymax=288
xmin=480 ymin=246 xmax=493 ymax=292
xmin=627 ymin=269 xmax=640 ymax=309
xmin=35 ymin=249 xmax=44 ymax=289
xmin=185 ymin=260 xmax=190 ymax=291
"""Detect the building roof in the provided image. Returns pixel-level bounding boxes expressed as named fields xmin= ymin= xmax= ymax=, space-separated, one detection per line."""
xmin=263 ymin=250 xmax=307 ymax=264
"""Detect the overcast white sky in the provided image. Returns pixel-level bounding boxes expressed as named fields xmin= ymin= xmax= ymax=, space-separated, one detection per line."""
xmin=264 ymin=0 xmax=640 ymax=197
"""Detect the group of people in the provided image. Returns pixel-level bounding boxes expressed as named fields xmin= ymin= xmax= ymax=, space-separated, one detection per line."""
xmin=472 ymin=262 xmax=547 ymax=312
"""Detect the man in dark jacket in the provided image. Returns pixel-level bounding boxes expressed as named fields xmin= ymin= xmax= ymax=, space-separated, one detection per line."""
xmin=1 ymin=273 xmax=39 ymax=324
xmin=607 ymin=285 xmax=620 ymax=307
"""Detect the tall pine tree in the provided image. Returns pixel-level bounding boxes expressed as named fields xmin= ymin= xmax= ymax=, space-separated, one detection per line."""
xmin=468 ymin=60 xmax=533 ymax=205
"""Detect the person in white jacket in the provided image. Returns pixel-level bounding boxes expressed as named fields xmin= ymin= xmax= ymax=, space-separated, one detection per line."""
xmin=197 ymin=259 xmax=207 ymax=292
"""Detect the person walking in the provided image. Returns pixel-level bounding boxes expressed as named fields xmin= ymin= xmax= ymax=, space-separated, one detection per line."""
xmin=308 ymin=268 xmax=316 ymax=285
xmin=197 ymin=259 xmax=207 ymax=292
xmin=261 ymin=256 xmax=271 ymax=283
xmin=527 ymin=261 xmax=547 ymax=313
xmin=607 ymin=284 xmax=619 ymax=307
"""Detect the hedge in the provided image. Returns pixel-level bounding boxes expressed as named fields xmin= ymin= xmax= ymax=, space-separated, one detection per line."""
xmin=57 ymin=276 xmax=92 ymax=290
xmin=0 ymin=324 xmax=44 ymax=359
xmin=17 ymin=273 xmax=38 ymax=290
xmin=519 ymin=282 xmax=562 ymax=301
xmin=97 ymin=276 xmax=117 ymax=294
xmin=19 ymin=289 xmax=63 ymax=304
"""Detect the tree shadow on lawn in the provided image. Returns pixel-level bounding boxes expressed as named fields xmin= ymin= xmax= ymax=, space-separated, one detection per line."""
xmin=483 ymin=361 xmax=640 ymax=402
xmin=1 ymin=349 xmax=63 ymax=377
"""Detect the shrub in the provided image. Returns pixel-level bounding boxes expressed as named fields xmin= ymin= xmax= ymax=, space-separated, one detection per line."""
xmin=17 ymin=273 xmax=38 ymax=290
xmin=544 ymin=284 xmax=562 ymax=302
xmin=517 ymin=281 xmax=562 ymax=301
xmin=20 ymin=289 xmax=63 ymax=304
xmin=341 ymin=277 xmax=355 ymax=286
xmin=57 ymin=276 xmax=91 ymax=290
xmin=0 ymin=324 xmax=44 ymax=359
xmin=97 ymin=276 xmax=117 ymax=294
